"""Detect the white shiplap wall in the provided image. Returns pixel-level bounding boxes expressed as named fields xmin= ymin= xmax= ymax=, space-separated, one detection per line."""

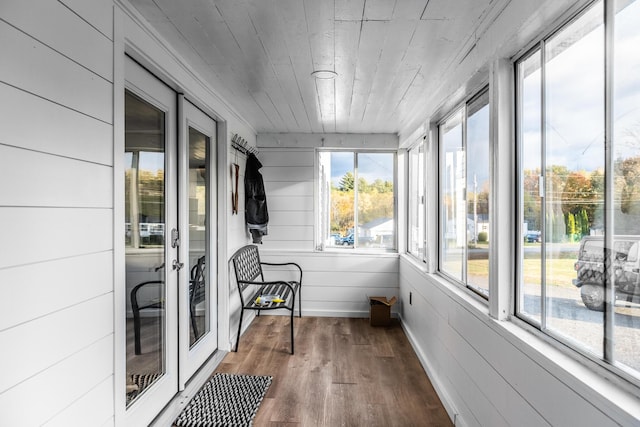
xmin=0 ymin=0 xmax=115 ymax=425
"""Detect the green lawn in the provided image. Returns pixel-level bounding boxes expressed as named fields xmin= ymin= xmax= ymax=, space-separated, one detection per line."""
xmin=467 ymin=257 xmax=576 ymax=289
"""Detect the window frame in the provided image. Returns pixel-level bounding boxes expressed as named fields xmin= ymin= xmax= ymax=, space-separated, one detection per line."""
xmin=437 ymin=86 xmax=491 ymax=300
xmin=407 ymin=139 xmax=427 ymax=262
xmin=316 ymin=149 xmax=398 ymax=252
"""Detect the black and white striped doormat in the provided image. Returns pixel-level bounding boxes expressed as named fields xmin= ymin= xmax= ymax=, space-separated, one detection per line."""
xmin=175 ymin=373 xmax=272 ymax=427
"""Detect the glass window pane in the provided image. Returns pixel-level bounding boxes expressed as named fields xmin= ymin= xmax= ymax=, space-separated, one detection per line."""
xmin=409 ymin=142 xmax=425 ymax=258
xmin=613 ymin=0 xmax=640 ymax=372
xmin=467 ymin=91 xmax=490 ymax=297
xmin=357 ymin=152 xmax=395 ymax=249
xmin=325 ymin=152 xmax=355 ymax=247
xmin=441 ymin=109 xmax=465 ymax=281
xmin=518 ymin=50 xmax=543 ymax=324
xmin=544 ymin=2 xmax=604 ymax=357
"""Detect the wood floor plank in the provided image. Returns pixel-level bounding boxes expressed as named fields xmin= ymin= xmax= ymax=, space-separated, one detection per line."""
xmin=209 ymin=316 xmax=452 ymax=427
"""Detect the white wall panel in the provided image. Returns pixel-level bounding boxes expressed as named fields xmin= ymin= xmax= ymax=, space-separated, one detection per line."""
xmin=0 ymin=335 xmax=113 ymax=427
xmin=43 ymin=376 xmax=114 ymax=427
xmin=0 ymin=21 xmax=112 ymax=123
xmin=303 ymin=286 xmax=398 ymax=303
xmin=0 ymin=251 xmax=112 ymax=331
xmin=0 ymin=207 xmax=112 ymax=269
xmin=261 ymin=166 xmax=313 ymax=182
xmin=1 ymin=0 xmax=113 ymax=81
xmin=0 ymin=145 xmax=112 ymax=208
xmin=267 ymin=225 xmax=313 ymax=241
xmin=258 ymin=149 xmax=314 ymax=167
xmin=0 ymin=294 xmax=113 ymax=394
xmin=268 ymin=211 xmax=314 ymax=226
xmin=295 ymin=271 xmax=398 ymax=288
xmin=268 ymin=195 xmax=314 ymax=211
xmin=265 ymin=180 xmax=312 ymax=197
xmin=59 ymin=0 xmax=114 ymax=40
xmin=0 ymin=83 xmax=113 ymax=165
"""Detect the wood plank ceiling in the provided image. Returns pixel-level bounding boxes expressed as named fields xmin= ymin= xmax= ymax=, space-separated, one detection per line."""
xmin=129 ymin=0 xmax=505 ymax=136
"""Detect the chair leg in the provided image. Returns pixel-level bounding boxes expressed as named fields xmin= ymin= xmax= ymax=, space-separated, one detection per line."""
xmin=190 ymin=305 xmax=198 ymax=339
xmin=235 ymin=309 xmax=244 ymax=352
xmin=290 ymin=308 xmax=294 ymax=355
xmin=298 ymin=287 xmax=302 ymax=318
xmin=133 ymin=310 xmax=142 ymax=355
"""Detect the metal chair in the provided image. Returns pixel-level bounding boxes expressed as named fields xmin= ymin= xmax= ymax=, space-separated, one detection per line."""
xmin=130 ymin=256 xmax=206 ymax=354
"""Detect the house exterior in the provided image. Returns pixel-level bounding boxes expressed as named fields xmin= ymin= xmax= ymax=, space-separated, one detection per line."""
xmin=1 ymin=1 xmax=639 ymax=426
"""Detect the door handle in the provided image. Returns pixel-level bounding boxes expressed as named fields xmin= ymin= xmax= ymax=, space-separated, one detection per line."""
xmin=172 ymin=259 xmax=184 ymax=271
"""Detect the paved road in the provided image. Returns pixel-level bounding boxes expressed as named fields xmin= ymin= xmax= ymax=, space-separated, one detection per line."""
xmin=521 ymin=283 xmax=640 ymax=371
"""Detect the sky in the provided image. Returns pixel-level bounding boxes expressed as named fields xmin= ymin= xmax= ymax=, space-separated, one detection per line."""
xmin=521 ymin=0 xmax=640 ymax=173
xmin=329 ymin=151 xmax=394 ymax=187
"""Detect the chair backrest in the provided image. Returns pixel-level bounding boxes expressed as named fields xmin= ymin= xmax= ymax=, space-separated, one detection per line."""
xmin=190 ymin=255 xmax=206 ymax=304
xmin=231 ymin=245 xmax=263 ymax=291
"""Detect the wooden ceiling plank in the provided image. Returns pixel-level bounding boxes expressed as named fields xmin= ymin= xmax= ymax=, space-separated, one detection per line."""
xmin=304 ymin=0 xmax=336 ymax=71
xmin=334 ymin=20 xmax=360 ymax=133
xmin=361 ymin=19 xmax=418 ymax=127
xmin=364 ymin=0 xmax=397 ymax=21
xmin=349 ymin=20 xmax=388 ymax=130
xmin=392 ymin=0 xmax=431 ymax=20
xmin=335 ymin=0 xmax=365 ymax=21
xmin=272 ymin=62 xmax=313 ymax=132
xmin=274 ymin=0 xmax=324 ymax=132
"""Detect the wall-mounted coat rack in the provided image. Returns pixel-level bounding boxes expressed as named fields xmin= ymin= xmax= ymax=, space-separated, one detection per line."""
xmin=231 ymin=133 xmax=259 ymax=156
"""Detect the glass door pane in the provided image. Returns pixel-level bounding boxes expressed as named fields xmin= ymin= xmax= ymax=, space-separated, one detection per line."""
xmin=125 ymin=89 xmax=167 ymax=404
xmin=188 ymin=126 xmax=208 ymax=347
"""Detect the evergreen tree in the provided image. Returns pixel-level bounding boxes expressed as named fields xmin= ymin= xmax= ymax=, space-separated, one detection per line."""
xmin=566 ymin=212 xmax=576 ymax=238
xmin=339 ymin=172 xmax=355 ymax=191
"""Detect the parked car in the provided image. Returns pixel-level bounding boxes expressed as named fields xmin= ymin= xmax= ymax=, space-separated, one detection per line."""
xmin=338 ymin=233 xmax=374 ymax=246
xmin=572 ymin=235 xmax=640 ymax=311
xmin=525 ymin=232 xmax=541 ymax=243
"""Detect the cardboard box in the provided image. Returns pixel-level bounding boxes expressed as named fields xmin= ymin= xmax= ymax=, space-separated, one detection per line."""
xmin=369 ymin=296 xmax=397 ymax=326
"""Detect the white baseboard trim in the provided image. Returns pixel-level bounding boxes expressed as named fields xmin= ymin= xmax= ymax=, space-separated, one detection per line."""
xmin=399 ymin=315 xmax=463 ymax=427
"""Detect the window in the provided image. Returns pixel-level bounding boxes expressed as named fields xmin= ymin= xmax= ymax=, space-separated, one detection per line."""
xmin=318 ymin=151 xmax=396 ymax=250
xmin=516 ymin=0 xmax=640 ymax=381
xmin=439 ymin=89 xmax=491 ymax=298
xmin=408 ymin=141 xmax=426 ymax=260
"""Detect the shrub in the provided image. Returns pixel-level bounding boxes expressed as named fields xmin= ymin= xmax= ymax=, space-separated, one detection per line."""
xmin=477 ymin=231 xmax=488 ymax=243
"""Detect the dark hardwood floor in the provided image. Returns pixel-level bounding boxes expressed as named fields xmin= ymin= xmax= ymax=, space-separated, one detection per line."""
xmin=215 ymin=315 xmax=453 ymax=426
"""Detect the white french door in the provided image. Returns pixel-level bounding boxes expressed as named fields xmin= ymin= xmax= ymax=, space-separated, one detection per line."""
xmin=178 ymin=97 xmax=218 ymax=386
xmin=124 ymin=56 xmax=179 ymax=424
xmin=123 ymin=57 xmax=218 ymax=425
